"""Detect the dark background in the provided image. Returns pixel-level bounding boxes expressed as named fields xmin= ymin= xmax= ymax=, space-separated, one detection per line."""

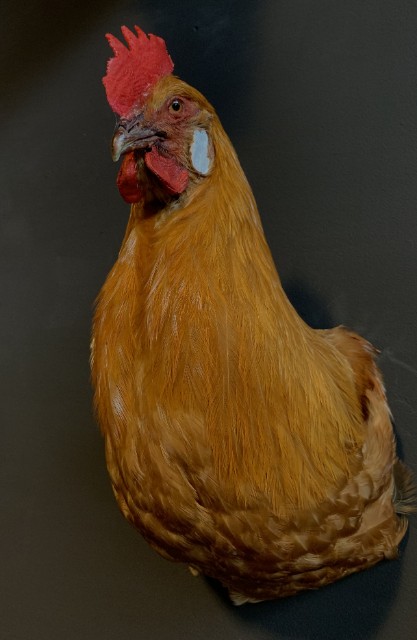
xmin=2 ymin=1 xmax=417 ymax=638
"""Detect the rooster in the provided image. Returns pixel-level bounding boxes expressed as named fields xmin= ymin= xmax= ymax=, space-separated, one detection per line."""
xmin=91 ymin=25 xmax=414 ymax=604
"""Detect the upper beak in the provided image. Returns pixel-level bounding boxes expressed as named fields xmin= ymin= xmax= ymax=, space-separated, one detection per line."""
xmin=111 ymin=114 xmax=164 ymax=162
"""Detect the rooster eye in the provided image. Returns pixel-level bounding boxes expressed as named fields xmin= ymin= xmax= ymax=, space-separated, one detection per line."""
xmin=169 ymin=99 xmax=183 ymax=114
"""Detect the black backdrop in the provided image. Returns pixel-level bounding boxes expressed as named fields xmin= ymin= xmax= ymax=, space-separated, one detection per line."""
xmin=2 ymin=1 xmax=417 ymax=638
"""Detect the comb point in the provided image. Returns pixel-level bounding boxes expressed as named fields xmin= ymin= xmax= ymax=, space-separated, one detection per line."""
xmin=103 ymin=25 xmax=174 ymax=117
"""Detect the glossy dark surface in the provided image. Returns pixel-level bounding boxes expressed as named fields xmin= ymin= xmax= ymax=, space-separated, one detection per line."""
xmin=2 ymin=2 xmax=416 ymax=638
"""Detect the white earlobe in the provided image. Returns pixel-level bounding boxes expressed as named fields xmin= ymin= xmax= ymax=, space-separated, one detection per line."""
xmin=190 ymin=129 xmax=212 ymax=175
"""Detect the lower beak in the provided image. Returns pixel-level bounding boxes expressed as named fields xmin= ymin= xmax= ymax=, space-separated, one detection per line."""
xmin=111 ymin=118 xmax=164 ymax=162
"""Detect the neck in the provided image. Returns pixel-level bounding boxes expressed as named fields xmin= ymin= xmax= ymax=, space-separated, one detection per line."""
xmin=127 ymin=120 xmax=303 ymax=337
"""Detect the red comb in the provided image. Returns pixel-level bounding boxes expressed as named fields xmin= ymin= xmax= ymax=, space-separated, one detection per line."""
xmin=103 ymin=25 xmax=174 ymax=117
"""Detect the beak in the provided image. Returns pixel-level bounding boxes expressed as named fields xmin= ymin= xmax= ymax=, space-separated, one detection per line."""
xmin=111 ymin=114 xmax=165 ymax=162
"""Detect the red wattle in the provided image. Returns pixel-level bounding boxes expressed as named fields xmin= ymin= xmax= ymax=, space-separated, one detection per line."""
xmin=116 ymin=152 xmax=143 ymax=203
xmin=145 ymin=147 xmax=189 ymax=195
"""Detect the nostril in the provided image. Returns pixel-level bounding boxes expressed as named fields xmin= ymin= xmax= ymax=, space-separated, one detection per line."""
xmin=126 ymin=119 xmax=138 ymax=133
xmin=115 ymin=118 xmax=128 ymax=133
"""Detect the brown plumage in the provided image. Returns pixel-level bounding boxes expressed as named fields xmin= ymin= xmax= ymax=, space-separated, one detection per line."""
xmin=91 ymin=27 xmax=414 ymax=603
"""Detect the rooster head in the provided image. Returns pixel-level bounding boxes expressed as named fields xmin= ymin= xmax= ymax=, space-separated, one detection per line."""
xmin=103 ymin=26 xmax=215 ymax=203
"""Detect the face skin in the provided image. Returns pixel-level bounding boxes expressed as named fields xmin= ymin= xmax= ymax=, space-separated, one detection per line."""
xmin=111 ymin=76 xmax=214 ymax=203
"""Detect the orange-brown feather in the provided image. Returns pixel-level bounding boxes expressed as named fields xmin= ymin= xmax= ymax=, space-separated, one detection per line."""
xmin=91 ymin=75 xmax=412 ymax=602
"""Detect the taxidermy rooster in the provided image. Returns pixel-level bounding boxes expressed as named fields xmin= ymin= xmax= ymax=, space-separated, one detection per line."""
xmin=91 ymin=25 xmax=414 ymax=603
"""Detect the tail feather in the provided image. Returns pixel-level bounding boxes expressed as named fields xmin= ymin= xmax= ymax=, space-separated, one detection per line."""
xmin=393 ymin=460 xmax=416 ymax=514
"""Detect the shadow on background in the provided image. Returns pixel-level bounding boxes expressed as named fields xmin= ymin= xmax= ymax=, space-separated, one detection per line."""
xmin=207 ymin=554 xmax=403 ymax=640
xmin=284 ymin=278 xmax=334 ymax=329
